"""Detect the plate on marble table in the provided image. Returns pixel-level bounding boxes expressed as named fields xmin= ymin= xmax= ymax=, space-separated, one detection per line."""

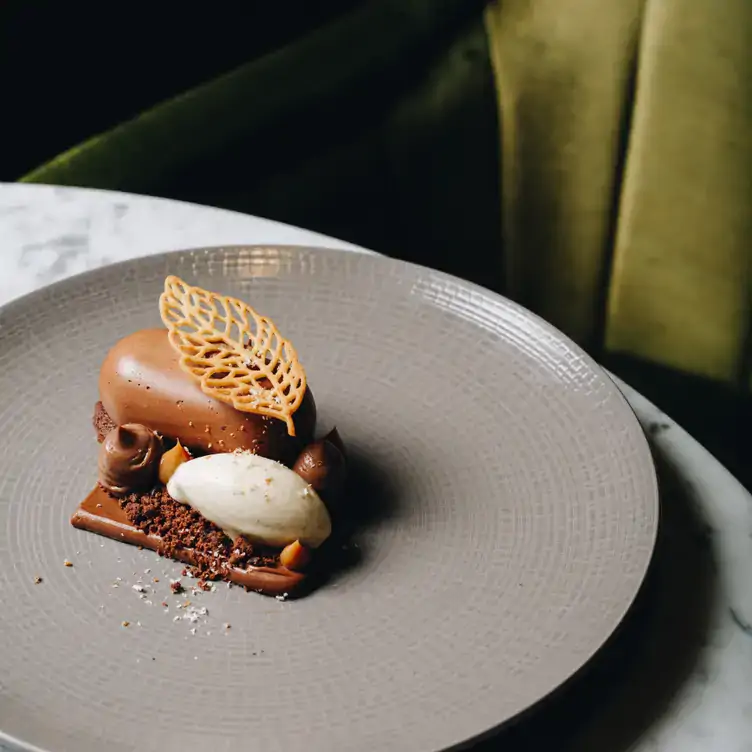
xmin=0 ymin=246 xmax=659 ymax=752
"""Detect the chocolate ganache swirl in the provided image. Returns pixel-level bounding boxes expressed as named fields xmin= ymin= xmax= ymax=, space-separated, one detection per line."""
xmin=98 ymin=424 xmax=162 ymax=497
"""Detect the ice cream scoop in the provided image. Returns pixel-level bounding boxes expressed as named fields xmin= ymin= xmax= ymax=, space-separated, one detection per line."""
xmin=166 ymin=452 xmax=332 ymax=548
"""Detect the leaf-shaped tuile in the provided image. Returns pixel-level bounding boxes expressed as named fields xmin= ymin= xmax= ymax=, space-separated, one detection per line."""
xmin=159 ymin=275 xmax=307 ymax=436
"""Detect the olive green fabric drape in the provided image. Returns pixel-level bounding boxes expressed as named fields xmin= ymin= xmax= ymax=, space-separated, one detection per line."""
xmin=485 ymin=0 xmax=752 ymax=385
xmin=20 ymin=0 xmax=752 ymax=390
xmin=606 ymin=0 xmax=751 ymax=385
xmin=485 ymin=0 xmax=645 ymax=351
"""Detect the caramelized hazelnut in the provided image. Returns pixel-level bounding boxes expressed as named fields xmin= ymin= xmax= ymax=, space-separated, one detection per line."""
xmin=158 ymin=440 xmax=190 ymax=485
xmin=279 ymin=540 xmax=311 ymax=571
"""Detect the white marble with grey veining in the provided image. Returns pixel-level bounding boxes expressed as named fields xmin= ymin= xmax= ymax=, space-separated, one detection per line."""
xmin=572 ymin=379 xmax=752 ymax=752
xmin=1 ymin=183 xmax=750 ymax=752
xmin=0 ymin=183 xmax=366 ymax=307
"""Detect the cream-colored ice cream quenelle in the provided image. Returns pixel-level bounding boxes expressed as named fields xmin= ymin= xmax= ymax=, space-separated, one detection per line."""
xmin=166 ymin=451 xmax=332 ymax=548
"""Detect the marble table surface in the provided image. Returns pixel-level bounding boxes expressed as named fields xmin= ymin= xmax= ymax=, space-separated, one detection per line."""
xmin=1 ymin=183 xmax=750 ymax=752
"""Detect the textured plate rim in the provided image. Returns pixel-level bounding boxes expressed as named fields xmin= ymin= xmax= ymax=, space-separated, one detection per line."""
xmin=0 ymin=245 xmax=659 ymax=752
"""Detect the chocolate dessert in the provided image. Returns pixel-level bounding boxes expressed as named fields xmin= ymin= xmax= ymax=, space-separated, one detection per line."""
xmin=71 ymin=275 xmax=347 ymax=597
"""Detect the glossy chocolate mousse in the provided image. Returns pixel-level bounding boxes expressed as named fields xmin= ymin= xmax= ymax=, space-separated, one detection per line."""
xmin=293 ymin=437 xmax=346 ymax=497
xmin=98 ymin=329 xmax=316 ymax=462
xmin=98 ymin=424 xmax=162 ymax=497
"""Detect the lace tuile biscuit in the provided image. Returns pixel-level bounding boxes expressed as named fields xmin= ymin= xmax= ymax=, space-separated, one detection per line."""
xmin=159 ymin=275 xmax=307 ymax=437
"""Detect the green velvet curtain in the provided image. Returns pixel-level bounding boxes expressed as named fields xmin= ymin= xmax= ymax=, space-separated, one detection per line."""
xmin=11 ymin=0 xmax=752 ymax=396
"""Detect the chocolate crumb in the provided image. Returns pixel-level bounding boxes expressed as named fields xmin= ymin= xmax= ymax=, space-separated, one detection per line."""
xmin=93 ymin=399 xmax=117 ymax=440
xmin=170 ymin=580 xmax=184 ymax=594
xmin=113 ymin=486 xmax=278 ymax=581
xmin=63 ymin=560 xmax=73 ymax=567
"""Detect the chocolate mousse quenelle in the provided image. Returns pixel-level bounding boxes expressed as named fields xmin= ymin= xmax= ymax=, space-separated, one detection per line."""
xmin=71 ymin=275 xmax=348 ymax=598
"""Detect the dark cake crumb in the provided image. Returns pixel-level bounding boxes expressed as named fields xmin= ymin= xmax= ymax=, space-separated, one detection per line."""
xmin=93 ymin=401 xmax=117 ymax=442
xmin=170 ymin=580 xmax=184 ymax=594
xmin=33 ymin=576 xmax=43 ymax=584
xmin=113 ymin=486 xmax=278 ymax=582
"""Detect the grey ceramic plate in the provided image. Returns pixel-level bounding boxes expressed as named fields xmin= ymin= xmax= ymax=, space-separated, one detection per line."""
xmin=0 ymin=246 xmax=658 ymax=752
